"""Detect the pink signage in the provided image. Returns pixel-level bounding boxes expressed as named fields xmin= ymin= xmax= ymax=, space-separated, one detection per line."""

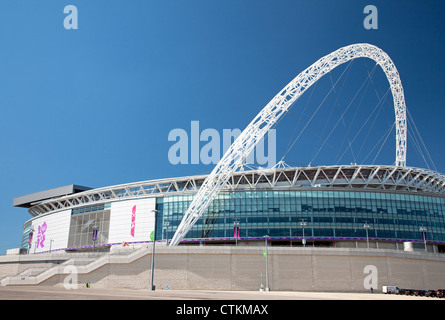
xmin=130 ymin=205 xmax=136 ymax=237
xmin=36 ymin=222 xmax=47 ymax=248
xmin=233 ymin=225 xmax=239 ymax=238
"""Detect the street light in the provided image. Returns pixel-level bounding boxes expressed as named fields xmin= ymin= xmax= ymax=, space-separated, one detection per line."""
xmin=363 ymin=222 xmax=371 ymax=249
xmin=92 ymin=225 xmax=98 ymax=252
xmin=49 ymin=239 xmax=54 ymax=253
xmin=28 ymin=228 xmax=34 ymax=255
xmin=150 ymin=209 xmax=160 ymax=291
xmin=419 ymin=226 xmax=427 ymax=252
xmin=233 ymin=220 xmax=240 ymax=246
xmin=163 ymin=221 xmax=170 ymax=246
xmin=263 ymin=235 xmax=270 ymax=291
xmin=300 ymin=219 xmax=307 ymax=247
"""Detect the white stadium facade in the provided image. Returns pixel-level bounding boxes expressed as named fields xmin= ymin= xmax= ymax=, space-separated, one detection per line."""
xmin=13 ymin=164 xmax=445 ymax=254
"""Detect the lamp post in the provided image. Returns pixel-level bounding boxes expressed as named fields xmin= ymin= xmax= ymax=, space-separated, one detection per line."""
xmin=300 ymin=219 xmax=307 ymax=247
xmin=28 ymin=228 xmax=34 ymax=255
xmin=419 ymin=226 xmax=427 ymax=252
xmin=263 ymin=235 xmax=270 ymax=291
xmin=233 ymin=220 xmax=240 ymax=246
xmin=164 ymin=221 xmax=170 ymax=246
xmin=49 ymin=239 xmax=54 ymax=253
xmin=150 ymin=209 xmax=160 ymax=291
xmin=363 ymin=222 xmax=371 ymax=249
xmin=92 ymin=225 xmax=98 ymax=252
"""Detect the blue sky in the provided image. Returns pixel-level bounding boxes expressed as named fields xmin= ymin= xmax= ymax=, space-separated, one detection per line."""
xmin=0 ymin=0 xmax=444 ymax=253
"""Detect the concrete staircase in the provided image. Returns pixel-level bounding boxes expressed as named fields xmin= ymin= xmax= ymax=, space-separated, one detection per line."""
xmin=1 ymin=246 xmax=151 ymax=286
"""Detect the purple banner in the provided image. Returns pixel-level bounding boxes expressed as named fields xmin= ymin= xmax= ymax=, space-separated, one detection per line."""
xmin=92 ymin=229 xmax=98 ymax=241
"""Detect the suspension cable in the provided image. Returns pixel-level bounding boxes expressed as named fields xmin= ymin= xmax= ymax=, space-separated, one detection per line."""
xmin=371 ymin=121 xmax=396 ymax=165
xmin=407 ymin=108 xmax=437 ymax=171
xmin=280 ymin=60 xmax=355 ymax=161
xmin=308 ymin=62 xmax=379 ymax=165
xmin=335 ymin=87 xmax=391 ymax=165
xmin=361 ymin=121 xmax=395 ymax=164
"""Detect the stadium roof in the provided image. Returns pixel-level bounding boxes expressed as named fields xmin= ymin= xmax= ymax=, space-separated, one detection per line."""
xmin=19 ymin=165 xmax=445 ymax=217
xmin=13 ymin=184 xmax=92 ymax=209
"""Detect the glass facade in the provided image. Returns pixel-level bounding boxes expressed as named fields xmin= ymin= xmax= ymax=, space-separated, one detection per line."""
xmin=156 ymin=190 xmax=445 ymax=243
xmin=67 ymin=204 xmax=111 ymax=249
xmin=20 ymin=221 xmax=32 ymax=251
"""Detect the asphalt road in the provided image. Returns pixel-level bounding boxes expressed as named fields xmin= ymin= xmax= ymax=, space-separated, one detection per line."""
xmin=2 ymin=286 xmax=438 ymax=320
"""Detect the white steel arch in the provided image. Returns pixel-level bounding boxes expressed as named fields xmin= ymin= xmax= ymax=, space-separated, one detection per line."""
xmin=170 ymin=43 xmax=407 ymax=246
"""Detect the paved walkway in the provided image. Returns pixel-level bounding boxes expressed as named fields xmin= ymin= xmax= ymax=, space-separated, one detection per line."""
xmin=0 ymin=285 xmax=435 ymax=300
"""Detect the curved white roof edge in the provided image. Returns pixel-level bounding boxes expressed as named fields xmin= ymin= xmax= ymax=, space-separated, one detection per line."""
xmin=26 ymin=164 xmax=445 ymax=217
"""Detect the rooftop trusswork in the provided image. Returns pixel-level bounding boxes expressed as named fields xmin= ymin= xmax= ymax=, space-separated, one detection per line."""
xmin=24 ymin=165 xmax=445 ymax=217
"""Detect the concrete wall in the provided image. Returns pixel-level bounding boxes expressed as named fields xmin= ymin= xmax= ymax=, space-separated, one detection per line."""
xmin=2 ymin=246 xmax=445 ymax=292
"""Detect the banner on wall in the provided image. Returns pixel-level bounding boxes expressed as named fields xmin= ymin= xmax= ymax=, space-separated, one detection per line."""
xmin=130 ymin=205 xmax=136 ymax=237
xmin=36 ymin=222 xmax=47 ymax=249
xmin=108 ymin=198 xmax=156 ymax=244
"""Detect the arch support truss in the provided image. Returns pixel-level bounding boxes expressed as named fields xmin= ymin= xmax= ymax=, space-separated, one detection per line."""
xmin=170 ymin=43 xmax=407 ymax=246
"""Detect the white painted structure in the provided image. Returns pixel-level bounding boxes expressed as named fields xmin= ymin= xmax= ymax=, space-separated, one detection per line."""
xmin=20 ymin=164 xmax=445 ymax=253
xmin=108 ymin=198 xmax=156 ymax=244
xmin=26 ymin=198 xmax=156 ymax=253
xmin=27 ymin=209 xmax=71 ymax=254
xmin=170 ymin=43 xmax=408 ymax=245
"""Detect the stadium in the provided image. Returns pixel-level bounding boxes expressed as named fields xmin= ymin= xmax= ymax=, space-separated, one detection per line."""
xmin=13 ymin=43 xmax=445 ymax=254
xmin=13 ymin=164 xmax=445 ymax=254
xmin=4 ymin=43 xmax=445 ymax=292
